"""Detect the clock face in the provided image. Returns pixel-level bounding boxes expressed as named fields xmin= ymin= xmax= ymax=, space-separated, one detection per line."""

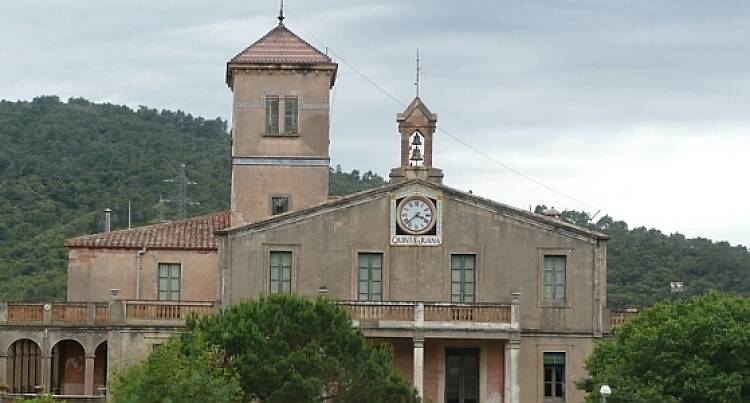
xmin=397 ymin=196 xmax=436 ymax=235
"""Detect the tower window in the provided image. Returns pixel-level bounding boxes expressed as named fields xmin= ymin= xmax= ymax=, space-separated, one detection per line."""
xmin=270 ymin=195 xmax=290 ymax=215
xmin=284 ymin=96 xmax=298 ymax=134
xmin=269 ymin=251 xmax=292 ymax=294
xmin=265 ymin=96 xmax=279 ymax=134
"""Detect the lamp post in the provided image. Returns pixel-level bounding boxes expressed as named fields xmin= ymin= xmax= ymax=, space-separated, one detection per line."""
xmin=600 ymin=384 xmax=612 ymax=403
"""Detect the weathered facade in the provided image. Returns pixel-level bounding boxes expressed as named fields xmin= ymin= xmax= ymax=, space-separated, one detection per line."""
xmin=1 ymin=12 xmax=611 ymax=403
xmin=218 ymin=178 xmax=608 ymax=403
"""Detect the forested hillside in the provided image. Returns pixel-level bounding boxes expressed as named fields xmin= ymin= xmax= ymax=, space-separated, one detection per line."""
xmin=536 ymin=207 xmax=750 ymax=307
xmin=1 ymin=97 xmax=748 ymax=306
xmin=0 ymin=96 xmax=383 ymax=301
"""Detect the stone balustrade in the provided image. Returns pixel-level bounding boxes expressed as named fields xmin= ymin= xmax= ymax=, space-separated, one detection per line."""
xmin=0 ymin=300 xmax=219 ymax=326
xmin=339 ymin=293 xmax=522 ymax=334
xmin=608 ymin=308 xmax=640 ymax=328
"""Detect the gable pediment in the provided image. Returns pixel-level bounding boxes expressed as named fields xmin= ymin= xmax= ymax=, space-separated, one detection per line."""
xmin=219 ymin=180 xmax=607 ymax=243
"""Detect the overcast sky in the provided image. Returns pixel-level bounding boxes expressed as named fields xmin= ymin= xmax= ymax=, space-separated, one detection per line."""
xmin=2 ymin=1 xmax=748 ymax=246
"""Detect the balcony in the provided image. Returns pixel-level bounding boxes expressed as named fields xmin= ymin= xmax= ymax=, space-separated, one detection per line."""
xmin=339 ymin=296 xmax=521 ymax=339
xmin=608 ymin=308 xmax=640 ymax=329
xmin=0 ymin=300 xmax=219 ymax=327
xmin=1 ymin=298 xmax=521 ymax=336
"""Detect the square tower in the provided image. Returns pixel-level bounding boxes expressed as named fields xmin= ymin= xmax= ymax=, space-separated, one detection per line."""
xmin=226 ymin=19 xmax=338 ymax=226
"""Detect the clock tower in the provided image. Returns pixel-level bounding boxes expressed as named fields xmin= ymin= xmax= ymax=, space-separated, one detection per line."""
xmin=389 ymin=97 xmax=444 ymax=184
xmin=226 ymin=14 xmax=338 ymax=226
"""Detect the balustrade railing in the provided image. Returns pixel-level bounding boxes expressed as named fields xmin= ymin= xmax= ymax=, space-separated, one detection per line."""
xmin=2 ymin=299 xmax=518 ymax=328
xmin=124 ymin=300 xmax=217 ymax=321
xmin=0 ymin=301 xmax=218 ymax=326
xmin=7 ymin=303 xmax=44 ymax=322
xmin=52 ymin=303 xmax=87 ymax=322
xmin=340 ymin=301 xmax=515 ymax=326
xmin=609 ymin=308 xmax=639 ymax=328
xmin=423 ymin=303 xmax=511 ymax=323
xmin=343 ymin=302 xmax=415 ymax=321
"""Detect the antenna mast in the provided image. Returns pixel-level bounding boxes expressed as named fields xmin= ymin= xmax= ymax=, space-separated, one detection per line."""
xmin=415 ymin=49 xmax=421 ymax=97
xmin=278 ymin=0 xmax=285 ymax=23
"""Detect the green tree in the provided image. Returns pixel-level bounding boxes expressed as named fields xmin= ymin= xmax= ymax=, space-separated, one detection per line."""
xmin=0 ymin=97 xmax=388 ymax=302
xmin=109 ymin=337 xmax=242 ymax=403
xmin=187 ymin=294 xmax=419 ymax=403
xmin=579 ymin=291 xmax=750 ymax=402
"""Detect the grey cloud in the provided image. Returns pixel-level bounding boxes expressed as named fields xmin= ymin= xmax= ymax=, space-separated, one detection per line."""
xmin=1 ymin=0 xmax=748 ymax=245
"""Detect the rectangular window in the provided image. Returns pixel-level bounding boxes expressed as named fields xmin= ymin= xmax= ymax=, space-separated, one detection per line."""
xmin=265 ymin=96 xmax=279 ymax=134
xmin=270 ymin=251 xmax=292 ymax=294
xmin=271 ymin=195 xmax=290 ymax=215
xmin=284 ymin=96 xmax=298 ymax=134
xmin=543 ymin=255 xmax=566 ymax=302
xmin=357 ymin=253 xmax=383 ymax=301
xmin=544 ymin=352 xmax=565 ymax=400
xmin=157 ymin=263 xmax=181 ymax=301
xmin=451 ymin=254 xmax=475 ymax=303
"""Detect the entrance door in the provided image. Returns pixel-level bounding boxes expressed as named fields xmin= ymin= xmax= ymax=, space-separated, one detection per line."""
xmin=445 ymin=348 xmax=480 ymax=403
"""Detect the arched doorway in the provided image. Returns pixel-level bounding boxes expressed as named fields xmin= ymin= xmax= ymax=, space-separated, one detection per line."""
xmin=51 ymin=340 xmax=85 ymax=395
xmin=6 ymin=339 xmax=42 ymax=393
xmin=93 ymin=341 xmax=107 ymax=395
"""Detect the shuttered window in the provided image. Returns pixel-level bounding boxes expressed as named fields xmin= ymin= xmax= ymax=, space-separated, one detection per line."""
xmin=357 ymin=253 xmax=383 ymax=301
xmin=270 ymin=251 xmax=292 ymax=294
xmin=284 ymin=96 xmax=298 ymax=134
xmin=265 ymin=96 xmax=279 ymax=134
xmin=158 ymin=263 xmax=181 ymax=301
xmin=543 ymin=255 xmax=566 ymax=302
xmin=451 ymin=254 xmax=475 ymax=303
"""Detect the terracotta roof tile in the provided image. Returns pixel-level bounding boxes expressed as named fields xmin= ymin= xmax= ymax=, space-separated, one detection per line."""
xmin=65 ymin=212 xmax=230 ymax=250
xmin=229 ymin=23 xmax=334 ymax=65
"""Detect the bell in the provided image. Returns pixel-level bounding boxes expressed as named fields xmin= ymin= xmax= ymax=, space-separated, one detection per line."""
xmin=410 ymin=147 xmax=423 ymax=162
xmin=411 ymin=134 xmax=422 ymax=146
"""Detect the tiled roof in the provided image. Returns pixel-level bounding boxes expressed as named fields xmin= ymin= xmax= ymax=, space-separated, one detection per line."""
xmin=65 ymin=212 xmax=230 ymax=250
xmin=229 ymin=23 xmax=334 ymax=65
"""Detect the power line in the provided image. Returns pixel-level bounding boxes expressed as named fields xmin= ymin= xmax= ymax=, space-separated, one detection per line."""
xmin=162 ymin=163 xmax=200 ymax=219
xmin=285 ymin=10 xmax=601 ymax=213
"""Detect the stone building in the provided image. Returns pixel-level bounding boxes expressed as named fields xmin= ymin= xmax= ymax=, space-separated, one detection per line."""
xmin=0 ymin=12 xmax=609 ymax=403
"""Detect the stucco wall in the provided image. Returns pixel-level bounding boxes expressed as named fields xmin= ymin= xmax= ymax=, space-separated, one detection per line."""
xmin=229 ymin=69 xmax=333 ymax=225
xmin=231 ymin=70 xmax=332 ymax=158
xmin=67 ymin=248 xmax=220 ymax=302
xmin=517 ymin=335 xmax=594 ymax=403
xmin=223 ymin=186 xmax=606 ymax=333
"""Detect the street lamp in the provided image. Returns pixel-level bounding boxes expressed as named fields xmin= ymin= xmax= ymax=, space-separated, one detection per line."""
xmin=600 ymin=384 xmax=612 ymax=403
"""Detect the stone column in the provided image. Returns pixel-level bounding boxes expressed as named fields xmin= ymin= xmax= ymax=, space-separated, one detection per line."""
xmin=504 ymin=340 xmax=520 ymax=403
xmin=40 ymin=353 xmax=52 ymax=394
xmin=413 ymin=337 xmax=425 ymax=399
xmin=84 ymin=354 xmax=95 ymax=396
xmin=510 ymin=292 xmax=521 ymax=329
xmin=0 ymin=352 xmax=7 ymax=391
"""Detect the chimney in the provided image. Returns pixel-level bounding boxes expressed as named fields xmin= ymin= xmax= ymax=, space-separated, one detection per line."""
xmin=104 ymin=208 xmax=112 ymax=232
xmin=543 ymin=207 xmax=562 ymax=220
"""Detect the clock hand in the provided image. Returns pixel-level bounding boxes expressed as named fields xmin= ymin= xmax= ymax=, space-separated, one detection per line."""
xmin=405 ymin=212 xmax=422 ymax=225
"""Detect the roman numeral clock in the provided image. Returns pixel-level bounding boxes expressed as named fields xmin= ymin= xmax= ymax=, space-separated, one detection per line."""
xmin=390 ymin=190 xmax=443 ymax=246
